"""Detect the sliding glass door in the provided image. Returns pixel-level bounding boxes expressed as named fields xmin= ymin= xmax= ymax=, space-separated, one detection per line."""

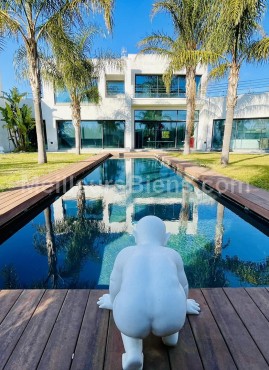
xmin=57 ymin=120 xmax=125 ymax=149
xmin=134 ymin=110 xmax=198 ymax=149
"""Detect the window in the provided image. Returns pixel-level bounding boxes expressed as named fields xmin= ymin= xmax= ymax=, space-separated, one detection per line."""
xmin=55 ymin=89 xmax=71 ymax=103
xmin=57 ymin=120 xmax=125 ymax=149
xmin=135 ymin=75 xmax=202 ymax=98
xmin=54 ymin=78 xmax=98 ymax=104
xmin=106 ymin=81 xmax=125 ymax=96
xmin=134 ymin=110 xmax=199 ymax=149
xmin=57 ymin=121 xmax=75 ymax=149
xmin=212 ymin=118 xmax=269 ymax=150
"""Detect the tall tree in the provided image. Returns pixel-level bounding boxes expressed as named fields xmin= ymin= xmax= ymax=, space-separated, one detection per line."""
xmin=209 ymin=0 xmax=266 ymax=165
xmin=139 ymin=0 xmax=217 ymax=154
xmin=0 ymin=0 xmax=114 ymax=163
xmin=42 ymin=28 xmax=101 ymax=155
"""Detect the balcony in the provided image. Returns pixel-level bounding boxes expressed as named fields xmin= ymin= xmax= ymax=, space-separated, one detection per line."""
xmin=135 ymin=86 xmax=186 ymax=99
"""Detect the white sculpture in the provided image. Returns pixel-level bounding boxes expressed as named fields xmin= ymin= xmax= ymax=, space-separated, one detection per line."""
xmin=97 ymin=215 xmax=200 ymax=370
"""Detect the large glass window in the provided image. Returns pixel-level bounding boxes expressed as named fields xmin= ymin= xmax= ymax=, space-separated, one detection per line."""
xmin=57 ymin=121 xmax=75 ymax=149
xmin=57 ymin=120 xmax=125 ymax=149
xmin=106 ymin=81 xmax=124 ymax=96
xmin=55 ymin=89 xmax=71 ymax=103
xmin=54 ymin=79 xmax=98 ymax=104
xmin=212 ymin=118 xmax=269 ymax=150
xmin=135 ymin=75 xmax=201 ymax=98
xmin=81 ymin=121 xmax=103 ymax=148
xmin=134 ymin=110 xmax=199 ymax=149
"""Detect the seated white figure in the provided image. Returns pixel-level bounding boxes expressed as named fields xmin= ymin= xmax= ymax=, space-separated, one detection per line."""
xmin=97 ymin=215 xmax=200 ymax=370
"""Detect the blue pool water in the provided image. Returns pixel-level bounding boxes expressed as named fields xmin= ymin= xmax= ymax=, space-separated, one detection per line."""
xmin=0 ymin=158 xmax=268 ymax=289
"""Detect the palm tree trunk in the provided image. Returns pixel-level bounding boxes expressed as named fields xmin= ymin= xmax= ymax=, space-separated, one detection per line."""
xmin=179 ymin=181 xmax=190 ymax=228
xmin=221 ymin=63 xmax=239 ymax=166
xmin=27 ymin=41 xmax=47 ymax=164
xmin=184 ymin=66 xmax=196 ymax=155
xmin=214 ymin=203 xmax=224 ymax=255
xmin=71 ymin=97 xmax=82 ymax=155
xmin=44 ymin=207 xmax=58 ymax=288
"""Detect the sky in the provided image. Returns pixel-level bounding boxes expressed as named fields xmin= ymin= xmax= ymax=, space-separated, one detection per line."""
xmin=1 ymin=0 xmax=269 ymax=94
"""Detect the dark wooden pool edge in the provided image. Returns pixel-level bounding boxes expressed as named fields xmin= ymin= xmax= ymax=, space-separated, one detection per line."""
xmin=0 ymin=288 xmax=269 ymax=370
xmin=0 ymin=153 xmax=112 ymax=241
xmin=155 ymin=154 xmax=269 ymax=225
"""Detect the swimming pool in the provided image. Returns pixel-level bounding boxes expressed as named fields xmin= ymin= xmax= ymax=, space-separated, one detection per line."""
xmin=0 ymin=158 xmax=268 ymax=289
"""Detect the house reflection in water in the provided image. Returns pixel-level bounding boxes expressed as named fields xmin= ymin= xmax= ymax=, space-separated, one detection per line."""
xmin=52 ymin=159 xmax=215 ymax=286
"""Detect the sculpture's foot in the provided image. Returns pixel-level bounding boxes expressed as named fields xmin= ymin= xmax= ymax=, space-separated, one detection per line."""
xmin=122 ymin=353 xmax=143 ymax=370
xmin=162 ymin=332 xmax=179 ymax=347
xmin=187 ymin=299 xmax=200 ymax=315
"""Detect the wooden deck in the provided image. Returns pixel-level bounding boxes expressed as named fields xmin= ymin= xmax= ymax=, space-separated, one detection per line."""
xmin=0 ymin=153 xmax=111 ymax=235
xmin=157 ymin=154 xmax=269 ymax=222
xmin=0 ymin=288 xmax=269 ymax=370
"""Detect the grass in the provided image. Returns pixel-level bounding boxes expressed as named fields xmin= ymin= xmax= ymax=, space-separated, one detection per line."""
xmin=0 ymin=152 xmax=93 ymax=192
xmin=171 ymin=152 xmax=269 ymax=191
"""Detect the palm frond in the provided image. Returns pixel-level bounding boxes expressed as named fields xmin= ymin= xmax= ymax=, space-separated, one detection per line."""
xmin=66 ymin=0 xmax=114 ymax=32
xmin=208 ymin=63 xmax=230 ymax=80
xmin=138 ymin=32 xmax=175 ymax=50
xmin=247 ymin=37 xmax=269 ymax=62
xmin=13 ymin=45 xmax=29 ymax=81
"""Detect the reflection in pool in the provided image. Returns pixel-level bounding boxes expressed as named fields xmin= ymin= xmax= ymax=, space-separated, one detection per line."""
xmin=0 ymin=158 xmax=268 ymax=289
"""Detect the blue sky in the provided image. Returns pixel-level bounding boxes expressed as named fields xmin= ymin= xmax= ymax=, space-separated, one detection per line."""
xmin=1 ymin=0 xmax=269 ymax=93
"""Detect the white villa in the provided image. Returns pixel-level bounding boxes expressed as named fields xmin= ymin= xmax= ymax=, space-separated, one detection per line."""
xmin=0 ymin=54 xmax=269 ymax=152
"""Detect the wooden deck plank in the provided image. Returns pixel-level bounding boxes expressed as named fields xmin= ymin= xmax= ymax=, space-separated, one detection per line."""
xmin=143 ymin=335 xmax=170 ymax=370
xmin=168 ymin=318 xmax=203 ymax=370
xmin=4 ymin=290 xmax=67 ymax=370
xmin=0 ymin=290 xmax=22 ymax=325
xmin=189 ymin=289 xmax=237 ymax=370
xmin=245 ymin=288 xmax=269 ymax=321
xmin=37 ymin=290 xmax=89 ymax=370
xmin=71 ymin=290 xmax=110 ymax=370
xmin=0 ymin=290 xmax=44 ymax=369
xmin=202 ymin=288 xmax=269 ymax=370
xmin=224 ymin=288 xmax=269 ymax=364
xmin=0 ymin=288 xmax=269 ymax=369
xmin=103 ymin=313 xmax=124 ymax=370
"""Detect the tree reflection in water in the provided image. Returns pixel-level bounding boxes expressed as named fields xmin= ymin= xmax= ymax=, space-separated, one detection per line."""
xmin=176 ymin=181 xmax=269 ymax=288
xmin=34 ymin=181 xmax=105 ymax=288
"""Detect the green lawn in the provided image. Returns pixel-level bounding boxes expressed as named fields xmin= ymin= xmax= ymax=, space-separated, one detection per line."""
xmin=171 ymin=153 xmax=269 ymax=191
xmin=0 ymin=152 xmax=93 ymax=192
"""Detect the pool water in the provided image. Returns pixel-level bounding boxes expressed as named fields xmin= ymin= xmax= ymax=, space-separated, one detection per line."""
xmin=0 ymin=158 xmax=268 ymax=289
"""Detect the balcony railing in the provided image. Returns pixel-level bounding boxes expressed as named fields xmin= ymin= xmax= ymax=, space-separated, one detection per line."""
xmin=135 ymin=86 xmax=186 ymax=98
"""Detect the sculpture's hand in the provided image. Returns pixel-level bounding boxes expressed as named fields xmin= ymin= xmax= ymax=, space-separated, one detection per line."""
xmin=187 ymin=299 xmax=200 ymax=315
xmin=97 ymin=294 xmax=113 ymax=310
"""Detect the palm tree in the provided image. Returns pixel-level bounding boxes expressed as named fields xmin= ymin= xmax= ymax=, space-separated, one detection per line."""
xmin=209 ymin=0 xmax=266 ymax=165
xmin=214 ymin=203 xmax=225 ymax=255
xmin=0 ymin=0 xmax=114 ymax=163
xmin=42 ymin=28 xmax=101 ymax=155
xmin=43 ymin=207 xmax=59 ymax=288
xmin=139 ymin=0 xmax=217 ymax=154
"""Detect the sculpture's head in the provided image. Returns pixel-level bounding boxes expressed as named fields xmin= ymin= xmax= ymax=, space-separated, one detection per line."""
xmin=133 ymin=216 xmax=170 ymax=247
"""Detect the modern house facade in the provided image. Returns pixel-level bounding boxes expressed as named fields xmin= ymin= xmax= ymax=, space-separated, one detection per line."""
xmin=42 ymin=54 xmax=207 ymax=152
xmin=0 ymin=53 xmax=269 ymax=152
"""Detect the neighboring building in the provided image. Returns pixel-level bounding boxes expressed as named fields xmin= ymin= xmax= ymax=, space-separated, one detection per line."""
xmin=1 ymin=54 xmax=269 ymax=152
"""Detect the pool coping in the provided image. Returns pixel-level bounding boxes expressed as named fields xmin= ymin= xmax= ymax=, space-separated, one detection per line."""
xmin=0 ymin=153 xmax=111 ymax=241
xmin=155 ymin=154 xmax=269 ymax=223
